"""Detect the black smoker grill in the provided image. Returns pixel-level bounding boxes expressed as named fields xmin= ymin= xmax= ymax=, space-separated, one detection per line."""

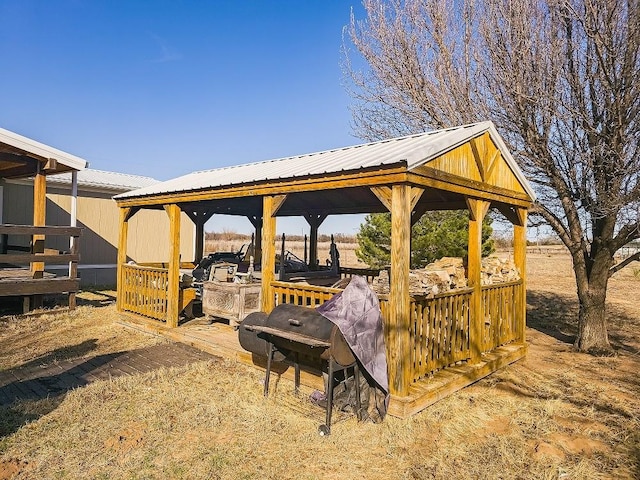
xmin=239 ymin=303 xmax=363 ymax=435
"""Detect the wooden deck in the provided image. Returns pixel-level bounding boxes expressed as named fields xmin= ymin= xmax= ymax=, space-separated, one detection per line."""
xmin=117 ymin=313 xmax=527 ymax=419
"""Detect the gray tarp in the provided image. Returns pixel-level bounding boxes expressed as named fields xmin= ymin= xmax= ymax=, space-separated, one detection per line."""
xmin=316 ymin=276 xmax=389 ymax=413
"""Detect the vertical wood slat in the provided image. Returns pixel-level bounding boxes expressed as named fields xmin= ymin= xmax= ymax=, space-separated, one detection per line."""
xmin=407 ymin=290 xmax=473 ymax=381
xmin=270 ymin=281 xmax=340 ymax=308
xmin=120 ymin=264 xmax=170 ymax=321
xmin=480 ymin=281 xmax=522 ymax=352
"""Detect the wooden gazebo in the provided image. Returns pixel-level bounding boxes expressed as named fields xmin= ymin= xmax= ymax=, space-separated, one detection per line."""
xmin=0 ymin=127 xmax=87 ymax=311
xmin=114 ymin=121 xmax=535 ymax=416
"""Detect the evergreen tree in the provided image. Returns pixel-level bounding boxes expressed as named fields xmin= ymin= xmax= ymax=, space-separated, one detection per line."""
xmin=356 ymin=211 xmax=494 ymax=269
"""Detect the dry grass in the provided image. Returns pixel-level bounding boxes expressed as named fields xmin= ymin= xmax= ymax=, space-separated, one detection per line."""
xmin=0 ymin=256 xmax=639 ymax=479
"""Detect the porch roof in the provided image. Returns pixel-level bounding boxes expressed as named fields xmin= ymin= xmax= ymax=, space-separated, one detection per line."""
xmin=0 ymin=127 xmax=88 ymax=179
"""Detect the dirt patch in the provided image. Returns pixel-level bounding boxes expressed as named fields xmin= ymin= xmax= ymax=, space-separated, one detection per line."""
xmin=0 ymin=459 xmax=28 ymax=480
xmin=104 ymin=423 xmax=145 ymax=455
xmin=530 ymin=440 xmax=566 ymax=461
xmin=546 ymin=432 xmax=609 ymax=456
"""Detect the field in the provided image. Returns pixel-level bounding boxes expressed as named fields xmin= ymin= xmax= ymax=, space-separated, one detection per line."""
xmin=0 ymin=250 xmax=638 ymax=479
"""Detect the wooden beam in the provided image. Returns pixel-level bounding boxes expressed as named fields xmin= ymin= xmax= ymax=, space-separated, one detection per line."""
xmin=164 ymin=204 xmax=182 ymax=328
xmin=411 ymin=203 xmax=429 ymax=226
xmin=495 ymin=204 xmax=520 ymax=225
xmin=260 ymin=196 xmax=277 ymax=313
xmin=466 ymin=198 xmax=491 ymax=363
xmin=513 ymin=208 xmax=528 ymax=343
xmin=116 ymin=207 xmax=131 ymax=311
xmin=485 ymin=149 xmax=501 ymax=181
xmin=0 ymin=278 xmax=79 ymax=296
xmin=43 ymin=158 xmax=58 ymax=172
xmin=0 ymin=225 xmax=83 ymax=236
xmin=469 ymin=137 xmax=486 ymax=181
xmin=370 ymin=186 xmax=392 ymax=211
xmin=0 ymin=253 xmax=79 ymax=264
xmin=123 ymin=206 xmax=140 ymax=222
xmin=408 ymin=169 xmax=532 ymax=205
xmin=388 ymin=184 xmax=412 ymax=397
xmin=115 ymin=167 xmax=408 ymax=209
xmin=410 ymin=187 xmax=424 ymax=211
xmin=272 ymin=194 xmax=288 ymax=216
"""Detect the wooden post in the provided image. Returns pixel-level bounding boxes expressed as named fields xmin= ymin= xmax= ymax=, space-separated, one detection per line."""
xmin=165 ymin=204 xmax=181 ymax=328
xmin=388 ymin=184 xmax=411 ymax=397
xmin=116 ymin=207 xmax=131 ymax=311
xmin=247 ymin=215 xmax=263 ymax=263
xmin=305 ymin=214 xmax=327 ymax=270
xmin=513 ymin=208 xmax=528 ymax=343
xmin=260 ymin=196 xmax=277 ymax=313
xmin=68 ymin=232 xmax=79 ymax=310
xmin=466 ymin=198 xmax=490 ymax=363
xmin=195 ymin=219 xmax=205 ymax=264
xmin=185 ymin=209 xmax=213 ymax=264
xmin=30 ymin=169 xmax=46 ymax=309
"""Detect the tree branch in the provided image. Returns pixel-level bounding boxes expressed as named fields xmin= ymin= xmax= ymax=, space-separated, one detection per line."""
xmin=609 ymin=251 xmax=640 ymax=277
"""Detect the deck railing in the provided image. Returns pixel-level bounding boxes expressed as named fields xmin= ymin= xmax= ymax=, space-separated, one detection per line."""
xmin=271 ymin=280 xmax=341 ymax=307
xmin=338 ymin=267 xmax=383 ymax=284
xmin=270 ymin=279 xmax=523 ymax=382
xmin=409 ymin=289 xmax=473 ymax=381
xmin=271 ymin=280 xmax=477 ymax=381
xmin=481 ymin=280 xmax=523 ymax=352
xmin=120 ymin=264 xmax=169 ymax=320
xmin=0 ymin=224 xmax=82 ymax=310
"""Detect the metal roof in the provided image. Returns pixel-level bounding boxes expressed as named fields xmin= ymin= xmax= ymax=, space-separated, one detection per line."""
xmin=0 ymin=127 xmax=88 ymax=171
xmin=47 ymin=169 xmax=159 ymax=192
xmin=115 ymin=121 xmax=536 ymax=201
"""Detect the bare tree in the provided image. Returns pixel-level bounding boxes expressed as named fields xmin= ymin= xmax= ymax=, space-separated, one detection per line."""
xmin=344 ymin=0 xmax=640 ymax=352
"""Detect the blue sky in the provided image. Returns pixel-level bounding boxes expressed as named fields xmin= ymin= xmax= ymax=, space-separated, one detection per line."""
xmin=0 ymin=1 xmax=369 ymax=234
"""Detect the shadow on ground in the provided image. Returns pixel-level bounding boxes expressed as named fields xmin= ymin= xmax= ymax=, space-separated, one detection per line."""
xmin=0 ymin=288 xmax=117 ymax=316
xmin=0 ymin=339 xmax=217 ymax=438
xmin=526 ymin=290 xmax=638 ymax=353
xmin=0 ymin=339 xmax=123 ymax=438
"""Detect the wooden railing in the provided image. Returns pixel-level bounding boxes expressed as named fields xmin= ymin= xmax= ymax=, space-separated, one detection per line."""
xmin=120 ymin=264 xmax=169 ymax=321
xmin=271 ymin=280 xmax=341 ymax=307
xmin=481 ymin=280 xmax=523 ymax=352
xmin=338 ymin=267 xmax=383 ymax=284
xmin=270 ymin=280 xmax=476 ymax=382
xmin=0 ymin=224 xmax=82 ymax=310
xmin=408 ymin=289 xmax=473 ymax=381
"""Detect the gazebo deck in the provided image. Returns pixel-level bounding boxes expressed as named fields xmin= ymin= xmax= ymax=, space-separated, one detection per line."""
xmin=117 ymin=313 xmax=527 ymax=419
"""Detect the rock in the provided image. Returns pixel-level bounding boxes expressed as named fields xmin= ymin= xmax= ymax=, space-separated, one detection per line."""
xmin=370 ymin=256 xmax=520 ymax=295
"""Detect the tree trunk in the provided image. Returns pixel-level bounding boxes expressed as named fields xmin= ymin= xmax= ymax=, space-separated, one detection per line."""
xmin=574 ymin=254 xmax=612 ymax=353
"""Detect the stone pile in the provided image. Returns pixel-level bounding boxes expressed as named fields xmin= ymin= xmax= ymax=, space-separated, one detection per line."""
xmin=371 ymin=256 xmax=520 ymax=296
